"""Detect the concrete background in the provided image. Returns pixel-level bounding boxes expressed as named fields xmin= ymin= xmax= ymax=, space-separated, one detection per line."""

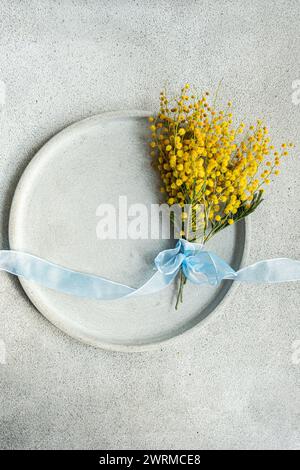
xmin=0 ymin=0 xmax=299 ymax=450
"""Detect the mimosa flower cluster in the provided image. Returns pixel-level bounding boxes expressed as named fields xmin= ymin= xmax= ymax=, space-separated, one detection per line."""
xmin=149 ymin=84 xmax=293 ymax=244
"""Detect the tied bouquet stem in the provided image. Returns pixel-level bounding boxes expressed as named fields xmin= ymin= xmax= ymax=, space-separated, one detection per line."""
xmin=149 ymin=84 xmax=294 ymax=309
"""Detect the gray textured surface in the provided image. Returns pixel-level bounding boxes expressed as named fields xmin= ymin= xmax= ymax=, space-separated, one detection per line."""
xmin=0 ymin=0 xmax=299 ymax=450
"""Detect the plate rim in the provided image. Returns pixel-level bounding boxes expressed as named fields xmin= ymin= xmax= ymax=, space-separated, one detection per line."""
xmin=8 ymin=110 xmax=250 ymax=352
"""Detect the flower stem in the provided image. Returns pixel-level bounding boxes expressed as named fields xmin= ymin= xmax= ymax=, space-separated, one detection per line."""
xmin=175 ymin=270 xmax=186 ymax=310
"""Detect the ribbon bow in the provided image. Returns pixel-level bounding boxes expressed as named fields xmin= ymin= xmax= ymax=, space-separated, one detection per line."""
xmin=155 ymin=239 xmax=236 ymax=286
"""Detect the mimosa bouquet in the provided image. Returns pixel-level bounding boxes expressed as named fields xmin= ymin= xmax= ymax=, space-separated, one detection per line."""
xmin=149 ymin=84 xmax=294 ymax=308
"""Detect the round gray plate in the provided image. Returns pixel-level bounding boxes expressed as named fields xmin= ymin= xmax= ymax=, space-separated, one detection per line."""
xmin=9 ymin=111 xmax=249 ymax=352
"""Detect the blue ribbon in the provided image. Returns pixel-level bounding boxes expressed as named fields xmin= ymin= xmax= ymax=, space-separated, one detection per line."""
xmin=1 ymin=239 xmax=300 ymax=300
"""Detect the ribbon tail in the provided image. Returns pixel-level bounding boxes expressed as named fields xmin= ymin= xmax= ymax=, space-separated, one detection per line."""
xmin=0 ymin=250 xmax=178 ymax=300
xmin=0 ymin=250 xmax=136 ymax=300
xmin=126 ymin=269 xmax=179 ymax=297
xmin=233 ymin=258 xmax=300 ymax=283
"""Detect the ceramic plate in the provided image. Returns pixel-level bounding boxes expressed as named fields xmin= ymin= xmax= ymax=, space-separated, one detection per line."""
xmin=9 ymin=111 xmax=249 ymax=351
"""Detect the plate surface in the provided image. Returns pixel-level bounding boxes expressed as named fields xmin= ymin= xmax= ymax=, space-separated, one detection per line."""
xmin=9 ymin=111 xmax=249 ymax=351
